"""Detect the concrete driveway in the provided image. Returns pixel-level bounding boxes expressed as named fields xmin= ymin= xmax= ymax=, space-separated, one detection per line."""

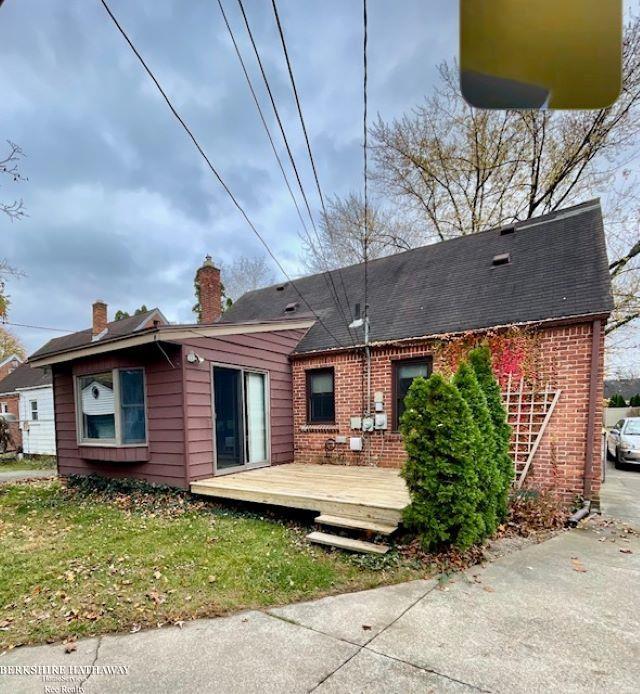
xmin=2 ymin=522 xmax=639 ymax=694
xmin=601 ymin=459 xmax=640 ymax=526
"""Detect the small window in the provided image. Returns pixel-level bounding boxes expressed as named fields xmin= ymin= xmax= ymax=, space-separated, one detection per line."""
xmin=307 ymin=368 xmax=335 ymax=424
xmin=119 ymin=369 xmax=146 ymax=444
xmin=0 ymin=402 xmax=8 ymax=414
xmin=394 ymin=358 xmax=433 ymax=429
xmin=30 ymin=400 xmax=39 ymax=421
xmin=284 ymin=302 xmax=299 ymax=313
xmin=77 ymin=368 xmax=147 ymax=445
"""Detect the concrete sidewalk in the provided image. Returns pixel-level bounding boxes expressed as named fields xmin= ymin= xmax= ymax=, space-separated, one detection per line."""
xmin=2 ymin=524 xmax=639 ymax=693
xmin=0 ymin=469 xmax=56 ymax=483
xmin=601 ymin=460 xmax=640 ymax=526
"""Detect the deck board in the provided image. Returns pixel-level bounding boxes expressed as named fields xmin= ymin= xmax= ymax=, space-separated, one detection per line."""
xmin=191 ymin=463 xmax=410 ymax=523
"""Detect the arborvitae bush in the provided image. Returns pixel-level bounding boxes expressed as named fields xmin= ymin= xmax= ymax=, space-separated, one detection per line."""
xmin=468 ymin=345 xmax=514 ymax=520
xmin=453 ymin=361 xmax=502 ymax=536
xmin=630 ymin=394 xmax=640 ymax=407
xmin=400 ymin=373 xmax=484 ymax=550
xmin=609 ymin=393 xmax=628 ymax=407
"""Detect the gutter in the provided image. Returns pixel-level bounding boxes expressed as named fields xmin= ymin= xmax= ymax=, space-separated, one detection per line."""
xmin=568 ymin=500 xmax=591 ymax=528
xmin=583 ymin=318 xmax=603 ymax=500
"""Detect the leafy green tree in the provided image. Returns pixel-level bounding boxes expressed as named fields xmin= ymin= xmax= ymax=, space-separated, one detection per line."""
xmin=453 ymin=361 xmax=501 ymax=536
xmin=400 ymin=373 xmax=484 ymax=550
xmin=609 ymin=393 xmax=628 ymax=407
xmin=630 ymin=394 xmax=640 ymax=407
xmin=114 ymin=305 xmax=149 ymax=321
xmin=468 ymin=346 xmax=513 ymax=520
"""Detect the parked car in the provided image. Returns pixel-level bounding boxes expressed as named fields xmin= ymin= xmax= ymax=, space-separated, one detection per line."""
xmin=607 ymin=417 xmax=640 ymax=468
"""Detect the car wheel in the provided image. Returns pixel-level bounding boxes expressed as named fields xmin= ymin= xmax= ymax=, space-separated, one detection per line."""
xmin=606 ymin=445 xmax=615 ymax=461
xmin=615 ymin=447 xmax=624 ymax=470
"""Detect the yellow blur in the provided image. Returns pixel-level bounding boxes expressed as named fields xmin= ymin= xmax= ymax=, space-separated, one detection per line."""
xmin=461 ymin=0 xmax=622 ymax=109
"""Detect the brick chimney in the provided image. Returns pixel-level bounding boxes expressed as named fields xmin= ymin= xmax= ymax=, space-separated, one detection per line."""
xmin=195 ymin=255 xmax=221 ymax=324
xmin=92 ymin=300 xmax=108 ymax=336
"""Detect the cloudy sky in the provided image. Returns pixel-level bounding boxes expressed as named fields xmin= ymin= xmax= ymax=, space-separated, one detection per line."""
xmin=1 ymin=0 xmax=456 ymax=354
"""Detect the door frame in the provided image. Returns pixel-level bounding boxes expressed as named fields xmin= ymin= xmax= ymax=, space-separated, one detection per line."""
xmin=211 ymin=362 xmax=271 ymax=476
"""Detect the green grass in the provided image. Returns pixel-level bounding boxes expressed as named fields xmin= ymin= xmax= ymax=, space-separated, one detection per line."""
xmin=0 ymin=480 xmax=423 ymax=649
xmin=0 ymin=455 xmax=56 ymax=472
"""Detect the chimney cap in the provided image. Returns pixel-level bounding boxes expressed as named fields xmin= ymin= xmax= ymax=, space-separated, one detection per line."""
xmin=93 ymin=299 xmax=107 ymax=305
xmin=202 ymin=254 xmax=215 ymax=268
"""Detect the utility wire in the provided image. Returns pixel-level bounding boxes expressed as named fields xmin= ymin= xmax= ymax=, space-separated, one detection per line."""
xmin=1 ymin=320 xmax=73 ymax=333
xmin=270 ymin=0 xmax=356 ymax=333
xmin=235 ymin=0 xmax=356 ymax=345
xmin=98 ymin=0 xmax=345 ymax=349
xmin=219 ymin=0 xmax=355 ymax=346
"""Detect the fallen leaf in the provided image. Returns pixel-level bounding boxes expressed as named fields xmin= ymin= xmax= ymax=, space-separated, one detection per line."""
xmin=362 ymin=624 xmax=372 ymax=631
xmin=130 ymin=624 xmax=141 ymax=633
xmin=64 ymin=642 xmax=77 ymax=654
xmin=571 ymin=558 xmax=587 ymax=573
xmin=620 ymin=548 xmax=633 ymax=554
xmin=483 ymin=586 xmax=495 ymax=593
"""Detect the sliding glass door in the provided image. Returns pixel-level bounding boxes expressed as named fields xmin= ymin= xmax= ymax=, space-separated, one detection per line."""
xmin=213 ymin=366 xmax=269 ymax=473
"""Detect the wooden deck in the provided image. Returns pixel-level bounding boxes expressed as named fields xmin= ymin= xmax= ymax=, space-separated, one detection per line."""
xmin=191 ymin=464 xmax=410 ymax=525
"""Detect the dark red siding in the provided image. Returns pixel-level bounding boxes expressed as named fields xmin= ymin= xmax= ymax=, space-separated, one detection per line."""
xmin=53 ymin=344 xmax=188 ymax=488
xmin=180 ymin=330 xmax=305 ymax=481
xmin=52 ymin=329 xmax=305 ymax=488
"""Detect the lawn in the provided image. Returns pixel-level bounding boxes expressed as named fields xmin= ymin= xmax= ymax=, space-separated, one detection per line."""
xmin=0 ymin=479 xmax=424 ymax=650
xmin=0 ymin=455 xmax=56 ymax=472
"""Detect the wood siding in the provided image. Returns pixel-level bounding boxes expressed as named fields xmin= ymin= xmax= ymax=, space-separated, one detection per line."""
xmin=19 ymin=386 xmax=56 ymax=455
xmin=180 ymin=330 xmax=306 ymax=482
xmin=52 ymin=329 xmax=305 ymax=488
xmin=53 ymin=343 xmax=188 ymax=488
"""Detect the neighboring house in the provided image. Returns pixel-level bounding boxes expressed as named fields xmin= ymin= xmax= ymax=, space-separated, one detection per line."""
xmin=0 ymin=353 xmax=23 ymax=381
xmin=604 ymin=378 xmax=640 ymax=403
xmin=603 ymin=378 xmax=640 ymax=428
xmin=0 ymin=362 xmax=55 ymax=455
xmin=29 ymin=201 xmax=613 ymax=504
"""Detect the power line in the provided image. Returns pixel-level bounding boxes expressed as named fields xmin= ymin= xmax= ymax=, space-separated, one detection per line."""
xmin=98 ymin=0 xmax=345 ymax=349
xmin=234 ymin=0 xmax=356 ymax=345
xmin=269 ymin=0 xmax=356 ymax=333
xmin=1 ymin=320 xmax=73 ymax=333
xmin=218 ymin=0 xmax=355 ymax=346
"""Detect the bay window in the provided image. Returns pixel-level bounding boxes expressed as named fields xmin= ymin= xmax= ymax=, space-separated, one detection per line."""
xmin=77 ymin=368 xmax=146 ymax=445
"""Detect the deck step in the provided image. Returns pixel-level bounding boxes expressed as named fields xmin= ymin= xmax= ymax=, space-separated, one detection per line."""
xmin=307 ymin=531 xmax=389 ymax=555
xmin=314 ymin=514 xmax=398 ymax=536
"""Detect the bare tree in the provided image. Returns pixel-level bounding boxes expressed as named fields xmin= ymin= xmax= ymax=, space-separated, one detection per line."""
xmin=222 ymin=255 xmax=276 ymax=302
xmin=1 ymin=141 xmax=27 ymax=222
xmin=301 ymin=194 xmax=421 ymax=273
xmin=313 ymin=16 xmax=640 ymax=336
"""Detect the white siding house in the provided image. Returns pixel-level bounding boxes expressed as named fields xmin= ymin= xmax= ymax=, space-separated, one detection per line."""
xmin=19 ymin=385 xmax=56 ymax=455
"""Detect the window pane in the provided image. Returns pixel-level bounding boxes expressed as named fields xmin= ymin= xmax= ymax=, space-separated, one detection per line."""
xmin=311 ymin=372 xmax=333 ymax=394
xmin=119 ymin=370 xmax=146 ymax=443
xmin=395 ymin=360 xmax=431 ymax=427
xmin=245 ymin=372 xmax=267 ymax=463
xmin=79 ymin=372 xmax=115 ymax=440
xmin=308 ymin=369 xmax=335 ymax=423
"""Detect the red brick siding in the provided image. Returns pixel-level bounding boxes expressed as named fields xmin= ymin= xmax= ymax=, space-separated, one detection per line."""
xmin=0 ymin=393 xmax=21 ymax=451
xmin=292 ymin=320 xmax=603 ymax=503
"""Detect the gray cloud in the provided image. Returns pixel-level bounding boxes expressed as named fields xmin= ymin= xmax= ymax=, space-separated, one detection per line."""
xmin=1 ymin=0 xmax=457 ymax=354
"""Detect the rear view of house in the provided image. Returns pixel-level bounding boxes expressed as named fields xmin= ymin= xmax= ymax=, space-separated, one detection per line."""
xmin=28 ymin=201 xmax=612 ymax=507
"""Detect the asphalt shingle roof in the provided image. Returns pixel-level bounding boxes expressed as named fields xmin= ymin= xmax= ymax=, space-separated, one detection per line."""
xmin=222 ymin=200 xmax=614 ymax=354
xmin=31 ymin=308 xmax=163 ymax=361
xmin=0 ymin=362 xmax=51 ymax=394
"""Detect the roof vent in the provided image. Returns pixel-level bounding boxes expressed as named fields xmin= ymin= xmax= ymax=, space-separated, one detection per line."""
xmin=276 ymin=284 xmax=288 ymax=292
xmin=284 ymin=302 xmax=299 ymax=313
xmin=492 ymin=253 xmax=511 ymax=267
xmin=500 ymin=225 xmax=516 ymax=236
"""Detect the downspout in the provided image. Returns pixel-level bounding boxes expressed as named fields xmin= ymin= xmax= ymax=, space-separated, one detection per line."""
xmin=583 ymin=319 xmax=602 ymax=501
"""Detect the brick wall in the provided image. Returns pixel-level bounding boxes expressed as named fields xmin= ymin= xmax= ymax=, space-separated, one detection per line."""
xmin=292 ymin=319 xmax=604 ymax=503
xmin=0 ymin=393 xmax=21 ymax=451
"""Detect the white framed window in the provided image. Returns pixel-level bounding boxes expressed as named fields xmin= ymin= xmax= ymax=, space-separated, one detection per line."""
xmin=0 ymin=402 xmax=8 ymax=415
xmin=30 ymin=400 xmax=39 ymax=421
xmin=75 ymin=368 xmax=147 ymax=446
